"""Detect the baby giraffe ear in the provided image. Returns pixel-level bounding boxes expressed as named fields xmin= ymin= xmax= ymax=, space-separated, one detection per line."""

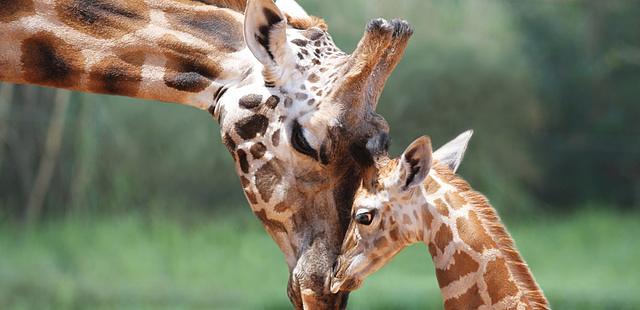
xmin=433 ymin=130 xmax=473 ymax=173
xmin=244 ymin=0 xmax=295 ymax=84
xmin=398 ymin=136 xmax=433 ymax=191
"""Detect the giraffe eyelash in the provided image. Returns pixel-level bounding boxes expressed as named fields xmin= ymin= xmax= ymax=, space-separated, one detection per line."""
xmin=291 ymin=120 xmax=319 ymax=160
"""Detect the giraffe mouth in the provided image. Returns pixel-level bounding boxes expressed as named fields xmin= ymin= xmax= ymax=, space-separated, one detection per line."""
xmin=329 ymin=278 xmax=342 ymax=294
xmin=329 ymin=257 xmax=361 ymax=294
xmin=329 ymin=259 xmax=344 ymax=293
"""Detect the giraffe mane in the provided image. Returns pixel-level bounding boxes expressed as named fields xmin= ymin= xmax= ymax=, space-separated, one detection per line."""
xmin=285 ymin=14 xmax=328 ymax=31
xmin=433 ymin=164 xmax=551 ymax=310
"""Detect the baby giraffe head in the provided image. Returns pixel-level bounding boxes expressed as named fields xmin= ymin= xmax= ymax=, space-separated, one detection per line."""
xmin=331 ymin=131 xmax=473 ymax=293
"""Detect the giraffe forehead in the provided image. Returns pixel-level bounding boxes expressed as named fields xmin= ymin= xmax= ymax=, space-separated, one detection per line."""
xmin=285 ymin=28 xmax=346 ymax=87
xmin=354 ymin=190 xmax=387 ymax=209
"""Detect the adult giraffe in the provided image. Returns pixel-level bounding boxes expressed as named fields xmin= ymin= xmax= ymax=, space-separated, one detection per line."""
xmin=0 ymin=0 xmax=413 ymax=308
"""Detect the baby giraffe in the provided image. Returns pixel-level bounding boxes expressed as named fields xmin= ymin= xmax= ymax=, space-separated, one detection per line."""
xmin=331 ymin=131 xmax=550 ymax=310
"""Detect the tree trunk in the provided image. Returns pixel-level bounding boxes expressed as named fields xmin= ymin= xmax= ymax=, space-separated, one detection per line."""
xmin=69 ymin=96 xmax=97 ymax=213
xmin=0 ymin=83 xmax=14 ymax=169
xmin=25 ymin=90 xmax=70 ymax=224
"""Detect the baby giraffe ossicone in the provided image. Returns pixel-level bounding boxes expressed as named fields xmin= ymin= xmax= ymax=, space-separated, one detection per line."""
xmin=331 ymin=131 xmax=550 ymax=310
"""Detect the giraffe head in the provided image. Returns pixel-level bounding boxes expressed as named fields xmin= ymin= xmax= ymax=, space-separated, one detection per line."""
xmin=330 ymin=132 xmax=473 ymax=293
xmin=214 ymin=0 xmax=414 ymax=306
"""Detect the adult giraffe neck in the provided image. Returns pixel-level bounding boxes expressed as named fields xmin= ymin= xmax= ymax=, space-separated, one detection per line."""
xmin=0 ymin=0 xmax=254 ymax=110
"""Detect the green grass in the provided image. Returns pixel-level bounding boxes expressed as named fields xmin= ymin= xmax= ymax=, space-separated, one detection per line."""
xmin=0 ymin=209 xmax=638 ymax=309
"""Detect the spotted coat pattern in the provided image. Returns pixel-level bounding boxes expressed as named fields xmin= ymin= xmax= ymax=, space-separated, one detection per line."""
xmin=333 ymin=160 xmax=550 ymax=310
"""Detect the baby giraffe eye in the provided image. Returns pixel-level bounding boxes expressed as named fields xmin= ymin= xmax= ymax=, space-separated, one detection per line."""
xmin=354 ymin=209 xmax=375 ymax=225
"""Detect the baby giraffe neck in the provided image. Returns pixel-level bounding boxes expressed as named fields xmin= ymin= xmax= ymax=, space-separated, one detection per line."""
xmin=411 ymin=165 xmax=549 ymax=310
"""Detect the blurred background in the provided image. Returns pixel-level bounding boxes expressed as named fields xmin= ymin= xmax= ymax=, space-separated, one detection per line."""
xmin=1 ymin=0 xmax=639 ymax=309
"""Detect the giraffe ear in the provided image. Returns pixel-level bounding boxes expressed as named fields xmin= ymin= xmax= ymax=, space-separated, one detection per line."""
xmin=244 ymin=0 xmax=295 ymax=75
xmin=397 ymin=136 xmax=433 ymax=191
xmin=433 ymin=130 xmax=473 ymax=173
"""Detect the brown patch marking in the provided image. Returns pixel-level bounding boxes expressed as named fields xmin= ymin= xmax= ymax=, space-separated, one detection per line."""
xmin=250 ymin=142 xmax=267 ymax=159
xmin=433 ymin=224 xmax=453 ymax=254
xmin=239 ymin=94 xmax=262 ymax=109
xmin=291 ymin=39 xmax=307 ymax=47
xmin=165 ymin=8 xmax=243 ymax=52
xmin=118 ymin=51 xmax=146 ymax=67
xmin=307 ymin=73 xmax=320 ymax=83
xmin=0 ymin=0 xmax=35 ymax=22
xmin=254 ymin=209 xmax=287 ymax=233
xmin=158 ymin=34 xmax=211 ymax=56
xmin=428 ymin=242 xmax=438 ymax=258
xmin=435 ymin=250 xmax=479 ymax=288
xmin=21 ymin=32 xmax=84 ymax=88
xmin=55 ymin=0 xmax=149 ymax=39
xmin=443 ymin=284 xmax=484 ymax=310
xmin=163 ymin=50 xmax=221 ymax=92
xmin=244 ymin=189 xmax=258 ymax=204
xmin=445 ymin=191 xmax=466 ymax=210
xmin=274 ymin=202 xmax=288 ymax=213
xmin=434 ymin=198 xmax=449 ymax=216
xmin=389 ymin=227 xmax=400 ymax=242
xmin=88 ymin=56 xmax=142 ymax=96
xmin=303 ymin=27 xmax=324 ymax=40
xmin=425 ymin=176 xmax=441 ymax=195
xmin=457 ymin=212 xmax=497 ymax=253
xmin=254 ymin=159 xmax=283 ymax=202
xmin=157 ymin=34 xmax=221 ymax=92
xmin=235 ymin=114 xmax=269 ymax=140
xmin=223 ymin=133 xmax=236 ymax=155
xmin=240 ymin=176 xmax=250 ymax=188
xmin=265 ymin=95 xmax=280 ymax=109
xmin=373 ymin=236 xmax=389 ymax=249
xmin=484 ymin=257 xmax=520 ymax=305
xmin=236 ymin=149 xmax=249 ymax=173
xmin=423 ymin=208 xmax=434 ymax=229
xmin=271 ymin=129 xmax=281 ymax=147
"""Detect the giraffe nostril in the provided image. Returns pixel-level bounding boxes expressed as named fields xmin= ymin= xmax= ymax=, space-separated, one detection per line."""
xmin=366 ymin=132 xmax=390 ymax=156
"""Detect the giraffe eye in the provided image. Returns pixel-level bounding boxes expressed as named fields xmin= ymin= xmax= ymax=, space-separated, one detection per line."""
xmin=354 ymin=210 xmax=375 ymax=225
xmin=291 ymin=120 xmax=318 ymax=159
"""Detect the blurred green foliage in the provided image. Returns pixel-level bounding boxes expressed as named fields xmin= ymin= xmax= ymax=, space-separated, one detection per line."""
xmin=0 ymin=209 xmax=638 ymax=309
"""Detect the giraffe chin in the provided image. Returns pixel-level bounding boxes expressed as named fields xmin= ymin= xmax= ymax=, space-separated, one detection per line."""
xmin=329 ymin=276 xmax=363 ymax=294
